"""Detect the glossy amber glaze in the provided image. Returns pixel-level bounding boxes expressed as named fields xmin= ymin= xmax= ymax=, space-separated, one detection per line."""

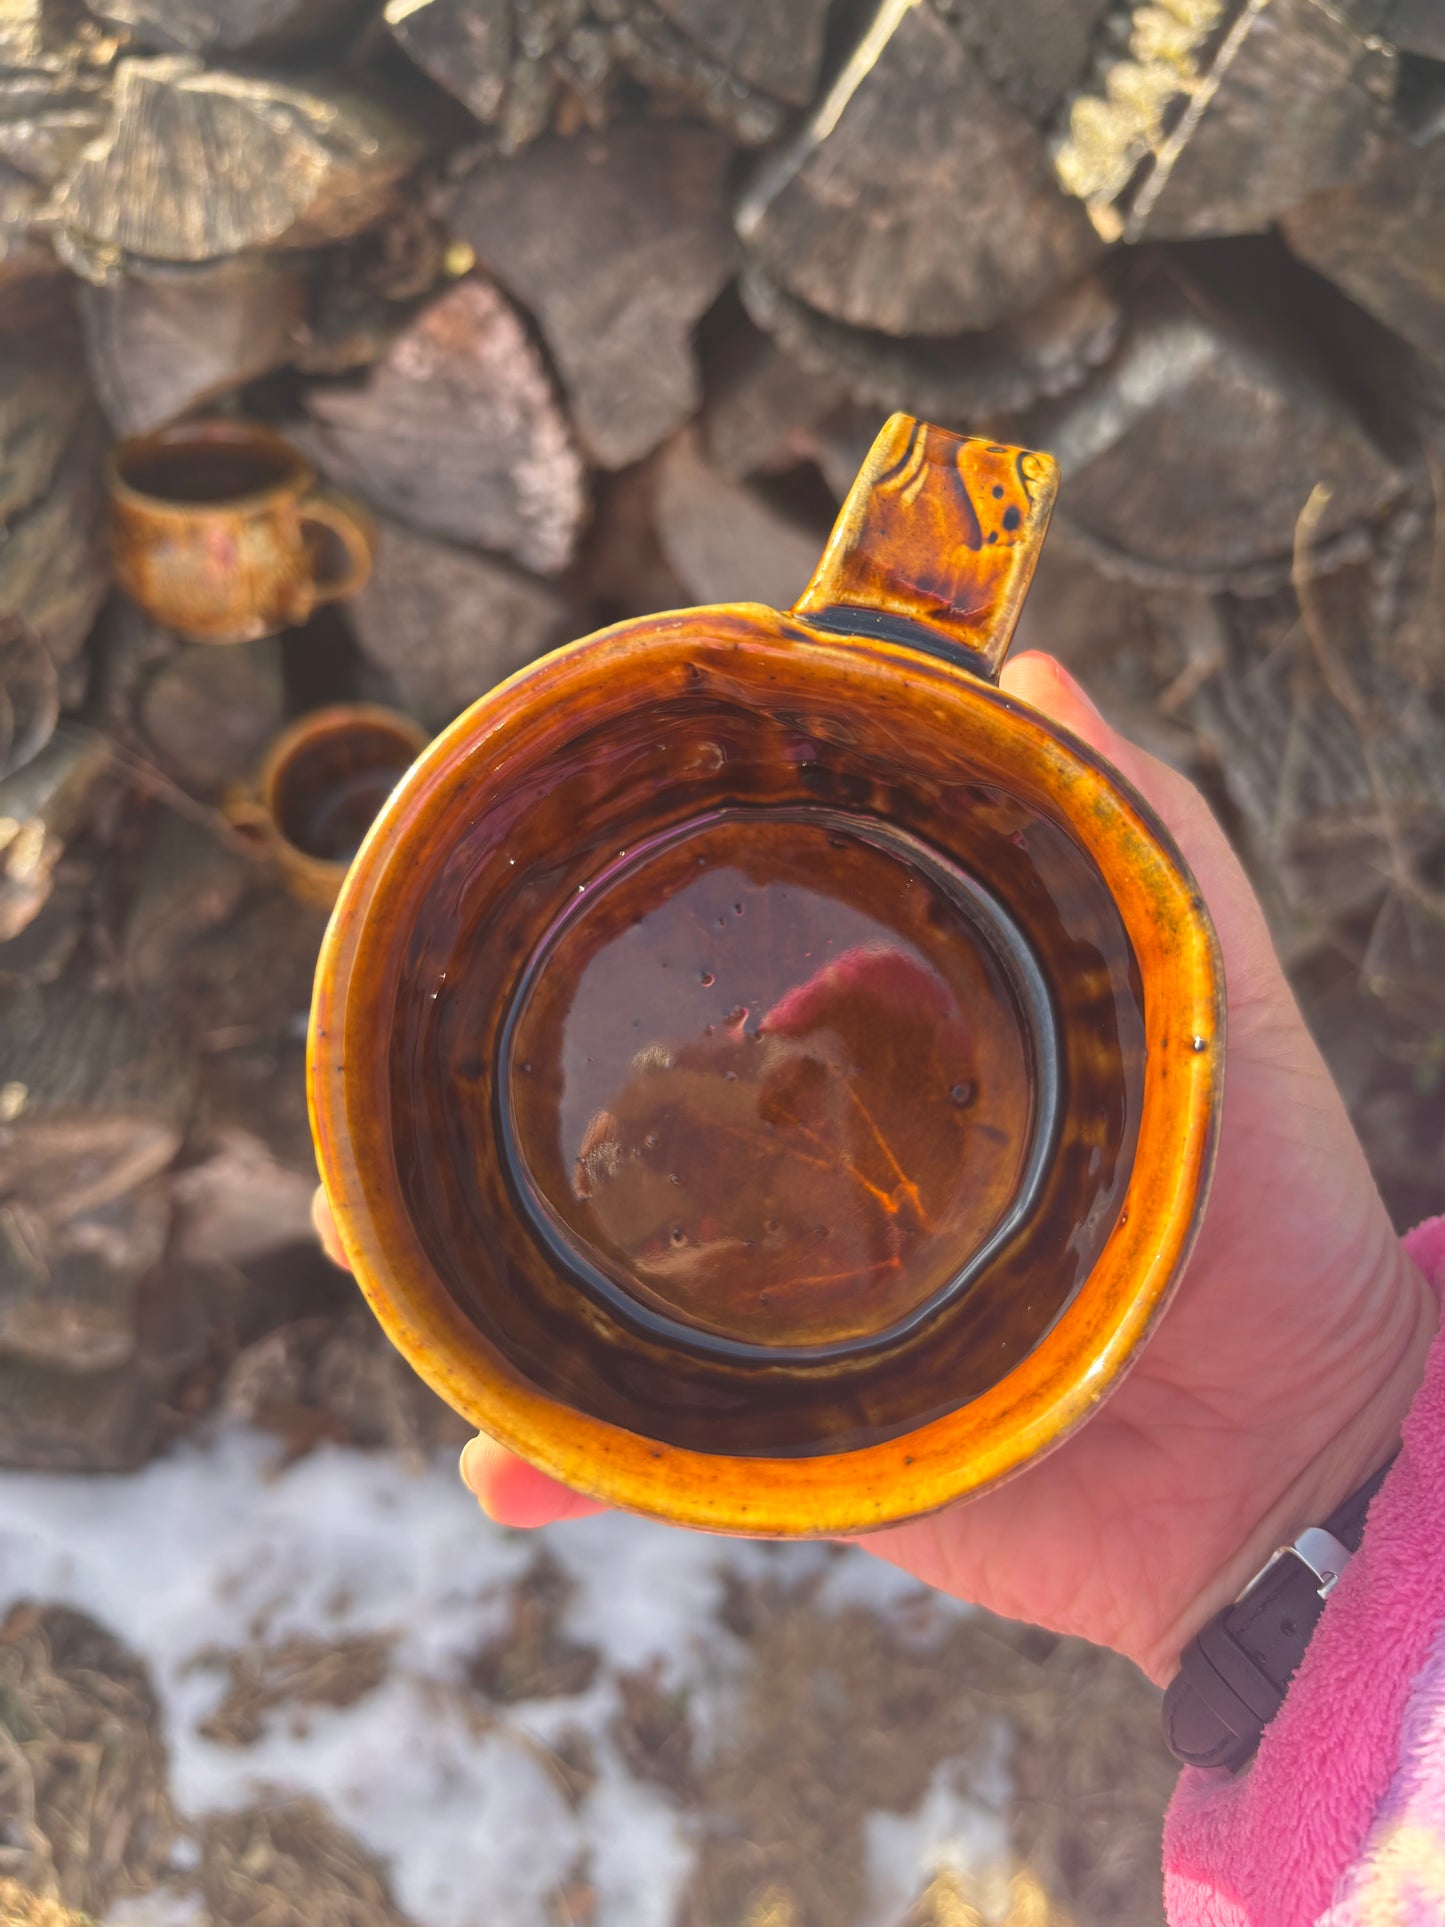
xmin=109 ymin=418 xmax=374 ymax=644
xmin=504 ymin=812 xmax=1039 ymax=1353
xmin=309 ymin=416 xmax=1223 ymax=1535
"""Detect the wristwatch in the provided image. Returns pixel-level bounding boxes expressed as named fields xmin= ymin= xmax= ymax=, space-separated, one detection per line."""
xmin=1162 ymin=1452 xmax=1398 ymax=1770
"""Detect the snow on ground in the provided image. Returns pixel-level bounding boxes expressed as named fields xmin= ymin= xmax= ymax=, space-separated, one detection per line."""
xmin=0 ymin=1421 xmax=1004 ymax=1927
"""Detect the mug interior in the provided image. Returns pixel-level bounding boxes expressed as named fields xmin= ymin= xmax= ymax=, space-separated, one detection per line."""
xmin=360 ymin=628 xmax=1150 ymax=1460
xmin=114 ymin=424 xmax=300 ymax=508
xmin=271 ymin=714 xmax=425 ymax=868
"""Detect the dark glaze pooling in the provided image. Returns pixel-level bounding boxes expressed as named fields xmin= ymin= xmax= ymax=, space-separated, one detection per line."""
xmin=389 ymin=668 xmax=1145 ymax=1458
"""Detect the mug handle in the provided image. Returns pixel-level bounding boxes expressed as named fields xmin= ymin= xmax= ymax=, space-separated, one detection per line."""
xmin=792 ymin=414 xmax=1060 ymax=683
xmin=222 ymin=786 xmax=275 ymax=856
xmin=299 ymin=488 xmax=376 ymax=606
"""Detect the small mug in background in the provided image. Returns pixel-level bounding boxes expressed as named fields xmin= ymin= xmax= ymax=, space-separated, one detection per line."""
xmin=108 ymin=418 xmax=374 ymax=644
xmin=226 ymin=705 xmax=428 ymax=910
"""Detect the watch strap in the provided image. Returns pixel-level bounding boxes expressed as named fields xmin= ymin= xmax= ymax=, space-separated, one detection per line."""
xmin=1162 ymin=1452 xmax=1398 ymax=1770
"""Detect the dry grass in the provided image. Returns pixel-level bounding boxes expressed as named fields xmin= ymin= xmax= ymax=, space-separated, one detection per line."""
xmin=196 ymin=1796 xmax=415 ymax=1927
xmin=672 ymin=1571 xmax=1171 ymax=1927
xmin=187 ymin=1632 xmax=394 ymax=1748
xmin=0 ymin=1878 xmax=92 ymax=1926
xmin=0 ymin=1604 xmax=173 ymax=1917
xmin=467 ymin=1551 xmax=601 ymax=1704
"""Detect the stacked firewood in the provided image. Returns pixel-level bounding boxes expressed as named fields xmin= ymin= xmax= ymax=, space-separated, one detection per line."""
xmin=1 ymin=0 xmax=1442 ymax=1466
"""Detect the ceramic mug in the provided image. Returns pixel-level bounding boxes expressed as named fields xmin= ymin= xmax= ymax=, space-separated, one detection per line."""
xmin=109 ymin=419 xmax=374 ymax=644
xmin=227 ymin=705 xmax=428 ymax=910
xmin=309 ymin=415 xmax=1224 ymax=1537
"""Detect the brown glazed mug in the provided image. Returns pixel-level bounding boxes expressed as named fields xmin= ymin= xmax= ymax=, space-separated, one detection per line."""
xmin=227 ymin=705 xmax=428 ymax=910
xmin=308 ymin=415 xmax=1224 ymax=1537
xmin=109 ymin=419 xmax=374 ymax=644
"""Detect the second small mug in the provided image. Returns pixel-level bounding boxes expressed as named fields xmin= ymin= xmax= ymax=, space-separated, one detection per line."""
xmin=227 ymin=705 xmax=428 ymax=909
xmin=109 ymin=418 xmax=375 ymax=644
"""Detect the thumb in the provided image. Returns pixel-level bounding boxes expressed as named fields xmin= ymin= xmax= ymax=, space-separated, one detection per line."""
xmin=459 ymin=1435 xmax=608 ymax=1526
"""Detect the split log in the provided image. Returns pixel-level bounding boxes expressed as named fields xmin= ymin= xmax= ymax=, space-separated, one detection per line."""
xmin=137 ymin=635 xmax=286 ymax=796
xmin=385 ymin=0 xmax=611 ymax=151
xmin=939 ymin=0 xmax=1112 ymax=125
xmin=0 ymin=725 xmax=109 ymax=942
xmin=0 ymin=969 xmax=197 ymax=1218
xmin=0 ymin=157 xmax=55 ymax=291
xmin=646 ymin=0 xmax=830 ymax=106
xmin=384 ymin=0 xmax=787 ymax=151
xmin=1029 ymin=255 xmax=1405 ymax=593
xmin=198 ymin=1033 xmax=316 ymax=1175
xmin=301 ymin=274 xmax=587 ymax=573
xmin=164 ymin=887 xmax=326 ymax=1111
xmin=1054 ymin=0 xmax=1397 ymax=243
xmin=569 ymin=461 xmax=691 ymax=622
xmin=0 ymin=411 xmax=111 ymax=676
xmin=0 ymin=311 xmax=88 ymax=522
xmin=701 ymin=311 xmax=847 ymax=482
xmin=383 ymin=0 xmax=512 ymax=127
xmin=0 ymin=1259 xmax=207 ymax=1468
xmin=348 ymin=516 xmax=566 ymax=728
xmin=735 ymin=0 xmax=1101 ymax=339
xmin=0 ymin=0 xmax=117 ymax=187
xmin=0 ymin=1180 xmax=169 ymax=1371
xmin=452 ymin=123 xmax=736 ymax=466
xmin=1178 ymin=579 xmax=1445 ymax=925
xmin=0 ymin=73 xmax=111 ymax=190
xmin=80 ymin=254 xmax=308 ymax=437
xmin=0 ymin=1346 xmax=167 ymax=1467
xmin=171 ymin=1122 xmax=317 ymax=1268
xmin=0 ymin=619 xmax=61 ymax=781
xmin=653 ymin=427 xmax=822 ymax=614
xmin=1385 ymin=0 xmax=1445 ymax=57
xmin=49 ymin=57 xmax=428 ymax=269
xmin=808 ymin=404 xmax=888 ymax=505
xmin=90 ymin=0 xmax=371 ymax=57
xmin=1282 ymin=122 xmax=1445 ymax=375
xmin=120 ymin=808 xmax=253 ymax=995
xmin=0 ymin=868 xmax=85 ymax=984
xmin=602 ymin=1 xmax=786 ymax=146
xmin=1010 ymin=526 xmax=1195 ymax=769
xmin=222 ymin=1308 xmax=471 ymax=1467
xmin=291 ymin=202 xmax=452 ymax=376
xmin=739 ymin=262 xmax=1123 ymax=425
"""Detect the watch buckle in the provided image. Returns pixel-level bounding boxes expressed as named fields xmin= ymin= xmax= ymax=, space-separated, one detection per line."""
xmin=1237 ymin=1525 xmax=1354 ymax=1606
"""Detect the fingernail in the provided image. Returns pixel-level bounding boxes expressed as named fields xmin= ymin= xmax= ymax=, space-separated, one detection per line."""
xmin=458 ymin=1437 xmax=485 ymax=1494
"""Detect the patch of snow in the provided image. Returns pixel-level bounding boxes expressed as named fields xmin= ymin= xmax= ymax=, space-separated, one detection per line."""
xmin=864 ymin=1726 xmax=1014 ymax=1924
xmin=0 ymin=1423 xmax=1002 ymax=1927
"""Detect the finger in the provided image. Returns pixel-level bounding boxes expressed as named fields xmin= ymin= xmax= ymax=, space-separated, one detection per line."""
xmin=1000 ymin=652 xmax=1286 ymax=1020
xmin=460 ymin=1434 xmax=608 ymax=1526
xmin=312 ymin=1188 xmax=350 ymax=1271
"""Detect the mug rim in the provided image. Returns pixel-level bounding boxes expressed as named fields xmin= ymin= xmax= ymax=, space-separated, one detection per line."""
xmin=309 ymin=605 xmax=1224 ymax=1536
xmin=108 ymin=417 xmax=315 ymax=520
xmin=259 ymin=703 xmax=429 ymax=886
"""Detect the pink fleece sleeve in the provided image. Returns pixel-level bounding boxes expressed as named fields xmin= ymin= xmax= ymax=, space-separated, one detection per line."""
xmin=1163 ymin=1216 xmax=1445 ymax=1927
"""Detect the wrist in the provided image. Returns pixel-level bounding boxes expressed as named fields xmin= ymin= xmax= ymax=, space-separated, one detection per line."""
xmin=1145 ymin=1239 xmax=1437 ymax=1688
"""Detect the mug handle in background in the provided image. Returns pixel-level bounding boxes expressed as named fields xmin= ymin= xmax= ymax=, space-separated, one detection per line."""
xmin=299 ymin=488 xmax=376 ymax=605
xmin=221 ymin=785 xmax=277 ymax=858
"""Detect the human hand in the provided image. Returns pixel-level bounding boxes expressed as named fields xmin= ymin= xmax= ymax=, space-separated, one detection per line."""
xmin=314 ymin=653 xmax=1437 ymax=1685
